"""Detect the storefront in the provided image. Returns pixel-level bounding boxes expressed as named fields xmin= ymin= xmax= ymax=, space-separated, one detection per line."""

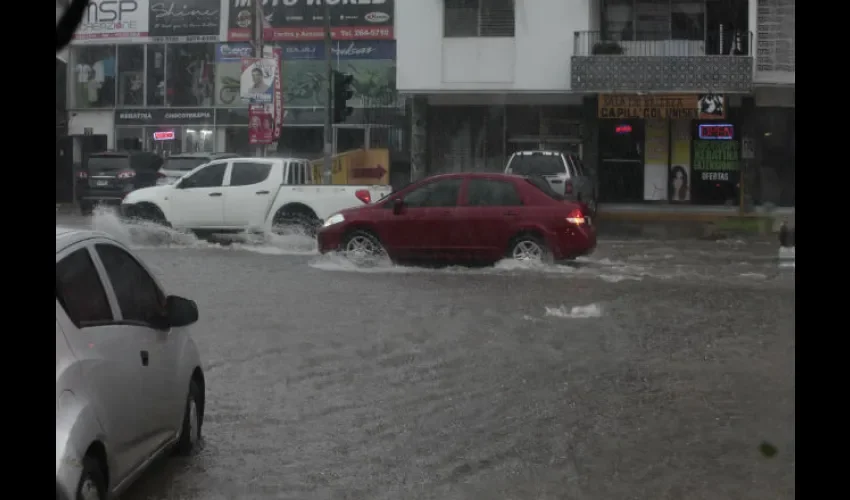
xmin=596 ymin=93 xmax=740 ymax=205
xmin=115 ymin=108 xmax=216 ymax=155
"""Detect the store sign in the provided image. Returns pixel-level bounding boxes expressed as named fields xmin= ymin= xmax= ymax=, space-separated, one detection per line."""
xmin=153 ymin=130 xmax=176 ymax=140
xmin=693 ymin=141 xmax=740 ymax=182
xmin=598 ymin=94 xmax=726 ymax=120
xmin=280 ymin=40 xmax=396 ymax=60
xmin=216 ymin=42 xmax=254 ymax=62
xmin=115 ymin=108 xmax=215 ymax=125
xmin=74 ymin=0 xmax=149 ymax=41
xmin=698 ymin=124 xmax=735 ymax=140
xmin=149 ymin=0 xmax=221 ymax=38
xmin=227 ymin=0 xmax=395 ymax=41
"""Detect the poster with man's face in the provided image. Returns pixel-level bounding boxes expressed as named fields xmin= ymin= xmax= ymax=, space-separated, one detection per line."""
xmin=240 ymin=58 xmax=277 ymax=103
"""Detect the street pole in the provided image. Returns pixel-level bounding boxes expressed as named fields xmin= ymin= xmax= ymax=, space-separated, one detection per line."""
xmin=322 ymin=1 xmax=333 ymax=184
xmin=253 ymin=0 xmax=265 ymax=158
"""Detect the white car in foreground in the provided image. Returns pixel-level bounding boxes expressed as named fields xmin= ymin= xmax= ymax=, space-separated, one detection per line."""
xmin=56 ymin=227 xmax=205 ymax=500
xmin=122 ymin=157 xmax=391 ymax=235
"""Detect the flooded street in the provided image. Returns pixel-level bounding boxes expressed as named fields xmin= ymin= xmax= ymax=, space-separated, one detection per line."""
xmin=58 ymin=212 xmax=795 ymax=500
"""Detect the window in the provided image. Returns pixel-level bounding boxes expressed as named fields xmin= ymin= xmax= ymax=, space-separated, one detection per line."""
xmin=147 ymin=44 xmax=166 ymax=106
xmin=671 ymin=0 xmax=705 ymax=41
xmin=466 ymin=179 xmax=522 ymax=206
xmin=95 ymin=244 xmax=165 ymax=325
xmin=117 ymin=45 xmax=144 ymax=106
xmin=602 ymin=0 xmax=706 ymax=42
xmin=403 ymin=179 xmax=463 ymax=208
xmin=183 ymin=162 xmax=226 ymax=188
xmin=70 ymin=45 xmax=116 ymax=108
xmin=444 ymin=0 xmax=515 ymax=38
xmin=166 ymin=43 xmax=215 ymax=106
xmin=286 ymin=162 xmax=309 ymax=185
xmin=56 ymin=248 xmax=113 ymax=327
xmin=230 ymin=162 xmax=272 ymax=186
xmin=507 ymin=154 xmax=567 ymax=176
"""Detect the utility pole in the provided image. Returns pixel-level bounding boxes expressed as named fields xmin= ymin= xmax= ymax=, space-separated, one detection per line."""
xmin=253 ymin=0 xmax=265 ymax=158
xmin=322 ymin=1 xmax=333 ymax=184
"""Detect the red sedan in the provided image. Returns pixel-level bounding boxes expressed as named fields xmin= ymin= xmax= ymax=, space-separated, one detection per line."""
xmin=317 ymin=172 xmax=596 ymax=265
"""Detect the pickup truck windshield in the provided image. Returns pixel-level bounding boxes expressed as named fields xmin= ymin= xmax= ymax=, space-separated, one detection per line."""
xmin=508 ymin=155 xmax=566 ymax=176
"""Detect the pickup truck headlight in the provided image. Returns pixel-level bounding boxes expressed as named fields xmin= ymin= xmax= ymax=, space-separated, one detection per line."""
xmin=323 ymin=213 xmax=345 ymax=228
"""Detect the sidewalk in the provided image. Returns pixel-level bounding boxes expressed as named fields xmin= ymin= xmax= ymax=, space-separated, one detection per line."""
xmin=595 ymin=203 xmax=794 ymax=240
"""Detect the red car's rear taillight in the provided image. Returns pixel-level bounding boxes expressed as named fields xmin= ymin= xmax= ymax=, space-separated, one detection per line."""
xmin=354 ymin=189 xmax=371 ymax=204
xmin=565 ymin=208 xmax=586 ymax=225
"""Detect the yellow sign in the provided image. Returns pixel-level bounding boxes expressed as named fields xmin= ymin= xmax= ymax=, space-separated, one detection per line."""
xmin=598 ymin=94 xmax=726 ymax=120
xmin=310 ymin=148 xmax=391 ymax=185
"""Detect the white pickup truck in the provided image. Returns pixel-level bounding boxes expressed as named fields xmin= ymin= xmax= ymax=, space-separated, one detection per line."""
xmin=121 ymin=157 xmax=391 ymax=235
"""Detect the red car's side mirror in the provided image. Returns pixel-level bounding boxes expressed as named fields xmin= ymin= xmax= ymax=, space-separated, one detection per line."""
xmin=392 ymin=198 xmax=404 ymax=215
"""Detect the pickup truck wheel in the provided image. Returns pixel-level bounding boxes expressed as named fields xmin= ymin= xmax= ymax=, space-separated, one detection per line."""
xmin=273 ymin=210 xmax=320 ymax=237
xmin=127 ymin=204 xmax=169 ymax=227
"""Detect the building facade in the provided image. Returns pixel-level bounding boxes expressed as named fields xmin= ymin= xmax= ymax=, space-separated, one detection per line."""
xmin=64 ymin=0 xmax=406 ymax=183
xmin=398 ymin=0 xmax=794 ymax=207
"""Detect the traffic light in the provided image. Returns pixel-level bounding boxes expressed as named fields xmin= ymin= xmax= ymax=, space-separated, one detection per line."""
xmin=332 ymin=70 xmax=354 ymax=123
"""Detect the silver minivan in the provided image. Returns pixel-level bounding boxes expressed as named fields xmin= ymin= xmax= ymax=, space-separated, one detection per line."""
xmin=505 ymin=150 xmax=597 ymax=214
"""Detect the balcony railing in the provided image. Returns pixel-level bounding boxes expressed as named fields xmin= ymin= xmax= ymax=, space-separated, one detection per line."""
xmin=570 ymin=30 xmax=754 ymax=93
xmin=573 ymin=30 xmax=754 ymax=57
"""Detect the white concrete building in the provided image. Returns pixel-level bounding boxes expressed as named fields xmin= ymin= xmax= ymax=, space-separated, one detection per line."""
xmin=397 ymin=0 xmax=794 ymax=208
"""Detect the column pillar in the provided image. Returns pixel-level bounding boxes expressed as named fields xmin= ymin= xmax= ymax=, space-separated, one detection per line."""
xmin=410 ymin=95 xmax=428 ymax=182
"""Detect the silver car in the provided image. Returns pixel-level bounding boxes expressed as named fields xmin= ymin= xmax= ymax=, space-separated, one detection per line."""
xmin=505 ymin=150 xmax=597 ymax=214
xmin=56 ymin=227 xmax=204 ymax=500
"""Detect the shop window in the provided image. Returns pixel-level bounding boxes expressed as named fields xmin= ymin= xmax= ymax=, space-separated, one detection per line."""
xmin=147 ymin=44 xmax=166 ymax=106
xmin=225 ymin=127 xmax=251 ymax=155
xmin=166 ymin=44 xmax=215 ymax=107
xmin=70 ymin=45 xmax=115 ymax=108
xmin=690 ymin=120 xmax=740 ymax=205
xmin=116 ymin=127 xmax=144 ymax=151
xmin=117 ymin=45 xmax=144 ymax=106
xmin=147 ymin=127 xmax=183 ymax=157
xmin=185 ymin=128 xmax=214 ymax=153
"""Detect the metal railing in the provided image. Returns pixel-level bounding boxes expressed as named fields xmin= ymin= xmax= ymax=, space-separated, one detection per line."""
xmin=573 ymin=30 xmax=753 ymax=57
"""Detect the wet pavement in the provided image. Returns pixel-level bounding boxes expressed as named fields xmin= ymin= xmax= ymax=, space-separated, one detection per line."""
xmin=58 ymin=212 xmax=795 ymax=500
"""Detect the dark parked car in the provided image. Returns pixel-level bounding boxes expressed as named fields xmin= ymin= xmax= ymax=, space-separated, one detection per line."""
xmin=157 ymin=152 xmax=240 ymax=185
xmin=76 ymin=151 xmax=163 ymax=214
xmin=317 ymin=172 xmax=597 ymax=266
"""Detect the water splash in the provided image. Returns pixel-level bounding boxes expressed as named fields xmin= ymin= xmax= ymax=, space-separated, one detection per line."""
xmin=544 ymin=303 xmax=603 ymax=319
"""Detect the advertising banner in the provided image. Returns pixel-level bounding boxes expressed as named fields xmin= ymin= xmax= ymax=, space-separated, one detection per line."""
xmin=272 ymin=48 xmax=284 ymax=140
xmin=74 ymin=0 xmax=149 ymax=42
xmin=240 ymin=57 xmax=277 ymax=103
xmin=692 ymin=141 xmax=740 ymax=183
xmin=227 ymin=0 xmax=395 ymax=42
xmin=669 ymin=120 xmax=692 ymax=202
xmin=598 ymin=94 xmax=726 ymax=120
xmin=643 ymin=120 xmax=669 ymax=201
xmin=249 ymin=104 xmax=274 ymax=145
xmin=148 ymin=0 xmax=221 ymax=42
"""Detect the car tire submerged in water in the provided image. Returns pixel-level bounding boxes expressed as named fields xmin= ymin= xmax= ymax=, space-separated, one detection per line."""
xmin=273 ymin=209 xmax=321 ymax=238
xmin=75 ymin=456 xmax=107 ymax=500
xmin=342 ymin=230 xmax=388 ymax=266
xmin=174 ymin=380 xmax=203 ymax=456
xmin=507 ymin=233 xmax=551 ymax=263
xmin=79 ymin=202 xmax=94 ymax=216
